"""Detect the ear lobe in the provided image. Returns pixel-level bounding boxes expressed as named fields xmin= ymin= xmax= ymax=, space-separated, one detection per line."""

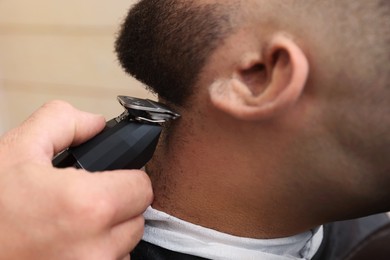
xmin=209 ymin=34 xmax=309 ymax=121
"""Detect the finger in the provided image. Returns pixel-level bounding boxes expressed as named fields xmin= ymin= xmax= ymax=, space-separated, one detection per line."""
xmin=111 ymin=215 xmax=145 ymax=259
xmin=85 ymin=170 xmax=153 ymax=224
xmin=27 ymin=100 xmax=106 ymax=157
xmin=2 ymin=100 xmax=106 ymax=163
xmin=121 ymin=255 xmax=131 ymax=260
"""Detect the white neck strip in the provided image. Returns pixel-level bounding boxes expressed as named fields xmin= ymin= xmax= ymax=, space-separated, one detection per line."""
xmin=142 ymin=207 xmax=323 ymax=260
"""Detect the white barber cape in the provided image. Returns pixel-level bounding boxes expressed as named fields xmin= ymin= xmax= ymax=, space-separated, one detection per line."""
xmin=142 ymin=207 xmax=323 ymax=260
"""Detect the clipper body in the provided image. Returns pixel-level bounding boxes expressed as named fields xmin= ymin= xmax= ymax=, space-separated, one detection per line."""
xmin=53 ymin=96 xmax=180 ymax=172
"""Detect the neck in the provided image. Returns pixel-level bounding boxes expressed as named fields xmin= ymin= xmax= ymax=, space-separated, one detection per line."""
xmin=146 ymin=108 xmax=350 ymax=239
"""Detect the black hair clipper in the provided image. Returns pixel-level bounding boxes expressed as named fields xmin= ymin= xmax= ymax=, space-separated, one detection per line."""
xmin=53 ymin=96 xmax=180 ymax=172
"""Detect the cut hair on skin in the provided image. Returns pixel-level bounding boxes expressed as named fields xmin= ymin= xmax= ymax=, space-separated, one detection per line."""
xmin=115 ymin=0 xmax=239 ymax=106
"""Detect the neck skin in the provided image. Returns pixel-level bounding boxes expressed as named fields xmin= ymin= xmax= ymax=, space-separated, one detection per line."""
xmin=146 ymin=94 xmax=378 ymax=239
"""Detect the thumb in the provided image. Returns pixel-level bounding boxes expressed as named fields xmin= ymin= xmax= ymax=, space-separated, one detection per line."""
xmin=1 ymin=100 xmax=106 ymax=164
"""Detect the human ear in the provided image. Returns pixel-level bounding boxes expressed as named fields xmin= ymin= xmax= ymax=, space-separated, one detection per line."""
xmin=209 ymin=33 xmax=309 ymax=121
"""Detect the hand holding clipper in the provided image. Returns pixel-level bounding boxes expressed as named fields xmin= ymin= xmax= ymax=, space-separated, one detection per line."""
xmin=53 ymin=96 xmax=180 ymax=171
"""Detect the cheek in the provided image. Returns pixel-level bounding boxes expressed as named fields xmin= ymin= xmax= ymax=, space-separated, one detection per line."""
xmin=324 ymin=93 xmax=390 ymax=171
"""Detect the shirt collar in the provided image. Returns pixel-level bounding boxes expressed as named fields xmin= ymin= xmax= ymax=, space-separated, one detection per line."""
xmin=142 ymin=206 xmax=323 ymax=260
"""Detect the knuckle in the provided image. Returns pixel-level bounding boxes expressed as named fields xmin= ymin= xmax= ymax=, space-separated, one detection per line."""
xmin=133 ymin=215 xmax=145 ymax=227
xmin=92 ymin=196 xmax=116 ymax=225
xmin=89 ymin=197 xmax=115 ymax=226
xmin=30 ymin=100 xmax=76 ymax=128
xmin=134 ymin=171 xmax=153 ymax=202
xmin=39 ymin=100 xmax=77 ymax=124
xmin=131 ymin=216 xmax=146 ymax=242
xmin=124 ymin=215 xmax=145 ymax=249
xmin=134 ymin=216 xmax=146 ymax=233
xmin=69 ymin=190 xmax=116 ymax=228
xmin=42 ymin=100 xmax=74 ymax=112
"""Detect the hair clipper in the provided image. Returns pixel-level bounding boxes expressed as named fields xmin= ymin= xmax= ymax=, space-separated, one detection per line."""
xmin=53 ymin=96 xmax=180 ymax=172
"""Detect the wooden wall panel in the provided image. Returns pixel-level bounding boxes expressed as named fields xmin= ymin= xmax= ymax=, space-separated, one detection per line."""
xmin=0 ymin=34 xmax=138 ymax=89
xmin=0 ymin=0 xmax=136 ymax=27
xmin=0 ymin=0 xmax=154 ymax=134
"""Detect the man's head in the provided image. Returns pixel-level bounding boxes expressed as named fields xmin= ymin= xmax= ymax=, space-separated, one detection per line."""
xmin=116 ymin=0 xmax=390 ymax=237
xmin=117 ymin=0 xmax=390 ymax=104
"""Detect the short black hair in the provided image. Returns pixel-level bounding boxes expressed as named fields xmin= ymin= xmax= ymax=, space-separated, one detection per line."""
xmin=115 ymin=0 xmax=236 ymax=106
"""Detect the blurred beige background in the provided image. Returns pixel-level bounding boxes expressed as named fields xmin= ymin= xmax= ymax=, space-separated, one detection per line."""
xmin=0 ymin=0 xmax=155 ymax=134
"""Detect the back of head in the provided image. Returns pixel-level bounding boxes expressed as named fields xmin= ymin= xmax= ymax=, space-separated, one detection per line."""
xmin=116 ymin=0 xmax=390 ymax=106
xmin=115 ymin=0 xmax=238 ymax=107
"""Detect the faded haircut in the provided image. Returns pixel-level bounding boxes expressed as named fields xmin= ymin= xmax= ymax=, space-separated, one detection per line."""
xmin=115 ymin=0 xmax=237 ymax=106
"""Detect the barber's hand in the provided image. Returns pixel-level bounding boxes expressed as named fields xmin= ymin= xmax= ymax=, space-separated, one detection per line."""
xmin=0 ymin=101 xmax=153 ymax=260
